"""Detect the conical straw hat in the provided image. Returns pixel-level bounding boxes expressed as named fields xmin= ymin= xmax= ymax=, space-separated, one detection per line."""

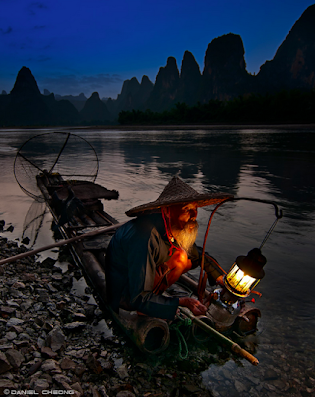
xmin=126 ymin=176 xmax=233 ymax=217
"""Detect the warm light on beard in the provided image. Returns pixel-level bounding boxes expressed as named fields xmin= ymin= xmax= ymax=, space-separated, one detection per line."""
xmin=171 ymin=221 xmax=199 ymax=254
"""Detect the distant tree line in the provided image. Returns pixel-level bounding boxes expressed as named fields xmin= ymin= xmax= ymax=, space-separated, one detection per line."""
xmin=118 ymin=89 xmax=315 ymax=125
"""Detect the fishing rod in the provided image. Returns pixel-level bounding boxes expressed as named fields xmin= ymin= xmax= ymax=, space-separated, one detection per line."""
xmin=179 ymin=306 xmax=259 ymax=365
xmin=0 ymin=221 xmax=126 ymax=266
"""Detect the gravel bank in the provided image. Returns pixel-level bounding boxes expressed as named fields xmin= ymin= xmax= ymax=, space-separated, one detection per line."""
xmin=0 ymin=228 xmax=213 ymax=397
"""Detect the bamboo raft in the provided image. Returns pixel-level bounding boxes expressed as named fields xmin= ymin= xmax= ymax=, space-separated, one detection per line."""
xmin=33 ymin=171 xmax=260 ymax=364
xmin=10 ymin=132 xmax=266 ymax=364
xmin=35 ymin=172 xmax=175 ymax=354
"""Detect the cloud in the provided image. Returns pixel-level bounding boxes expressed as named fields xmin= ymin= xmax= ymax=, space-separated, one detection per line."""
xmin=38 ymin=73 xmax=124 ymax=96
xmin=42 ymin=73 xmax=123 ymax=87
xmin=0 ymin=26 xmax=12 ymax=35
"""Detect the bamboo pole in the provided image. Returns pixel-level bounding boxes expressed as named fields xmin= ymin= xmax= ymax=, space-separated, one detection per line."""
xmin=179 ymin=306 xmax=259 ymax=366
xmin=0 ymin=221 xmax=126 ymax=266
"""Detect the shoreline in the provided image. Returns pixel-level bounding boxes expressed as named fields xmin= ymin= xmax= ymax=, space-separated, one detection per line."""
xmin=0 ymin=232 xmax=212 ymax=396
xmin=1 ymin=123 xmax=315 ymax=132
xmin=87 ymin=123 xmax=315 ymax=131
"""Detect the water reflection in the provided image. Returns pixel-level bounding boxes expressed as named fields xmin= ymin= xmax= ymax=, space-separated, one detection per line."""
xmin=1 ymin=127 xmax=315 ymax=396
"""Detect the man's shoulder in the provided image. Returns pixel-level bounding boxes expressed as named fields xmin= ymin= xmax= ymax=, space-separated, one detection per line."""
xmin=116 ymin=213 xmax=164 ymax=241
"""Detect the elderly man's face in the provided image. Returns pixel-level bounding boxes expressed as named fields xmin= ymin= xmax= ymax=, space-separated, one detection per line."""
xmin=169 ymin=203 xmax=198 ymax=230
xmin=168 ymin=203 xmax=199 ymax=253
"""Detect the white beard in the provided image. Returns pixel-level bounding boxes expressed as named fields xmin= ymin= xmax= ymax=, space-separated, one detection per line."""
xmin=171 ymin=221 xmax=199 ymax=255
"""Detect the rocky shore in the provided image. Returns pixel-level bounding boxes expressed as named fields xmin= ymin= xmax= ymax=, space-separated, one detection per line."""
xmin=0 ymin=230 xmax=213 ymax=397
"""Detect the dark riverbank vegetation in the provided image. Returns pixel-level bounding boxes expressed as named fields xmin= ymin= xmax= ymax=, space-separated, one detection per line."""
xmin=118 ymin=89 xmax=315 ymax=126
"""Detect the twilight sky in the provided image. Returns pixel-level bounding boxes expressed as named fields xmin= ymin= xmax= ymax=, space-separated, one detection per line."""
xmin=0 ymin=0 xmax=314 ymax=99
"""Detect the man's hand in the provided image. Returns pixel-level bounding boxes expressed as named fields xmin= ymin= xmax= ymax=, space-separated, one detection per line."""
xmin=178 ymin=297 xmax=207 ymax=316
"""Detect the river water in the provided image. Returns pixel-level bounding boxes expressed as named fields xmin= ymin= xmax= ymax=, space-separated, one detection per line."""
xmin=0 ymin=126 xmax=314 ymax=396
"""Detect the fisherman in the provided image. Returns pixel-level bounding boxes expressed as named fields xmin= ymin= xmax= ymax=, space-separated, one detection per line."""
xmin=105 ymin=176 xmax=233 ymax=320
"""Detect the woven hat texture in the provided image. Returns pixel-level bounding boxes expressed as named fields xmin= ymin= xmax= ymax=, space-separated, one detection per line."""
xmin=126 ymin=176 xmax=233 ymax=217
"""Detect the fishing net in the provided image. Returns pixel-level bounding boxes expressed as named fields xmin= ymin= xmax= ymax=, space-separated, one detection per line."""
xmin=22 ymin=201 xmax=47 ymax=247
xmin=14 ymin=132 xmax=99 ymax=201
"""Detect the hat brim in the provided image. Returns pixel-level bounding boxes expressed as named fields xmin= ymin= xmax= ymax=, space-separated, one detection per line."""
xmin=125 ymin=193 xmax=233 ymax=217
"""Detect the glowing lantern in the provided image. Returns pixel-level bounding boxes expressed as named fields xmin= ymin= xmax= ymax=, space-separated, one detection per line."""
xmin=224 ymin=248 xmax=266 ymax=297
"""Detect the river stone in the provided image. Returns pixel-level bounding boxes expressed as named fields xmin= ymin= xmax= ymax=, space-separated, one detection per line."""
xmin=21 ymin=273 xmax=36 ymax=282
xmin=9 ymin=289 xmax=23 ymax=298
xmin=38 ymin=291 xmax=50 ymax=303
xmin=0 ymin=344 xmax=14 ymax=351
xmin=66 ymin=348 xmax=86 ymax=359
xmin=269 ymin=378 xmax=287 ymax=389
xmin=34 ymin=378 xmax=50 ymax=392
xmin=63 ymin=321 xmax=86 ymax=332
xmin=14 ymin=340 xmax=30 ymax=348
xmin=0 ymin=351 xmax=12 ymax=374
xmin=46 ymin=326 xmax=66 ymax=351
xmin=6 ymin=317 xmax=24 ymax=328
xmin=37 ymin=337 xmax=45 ymax=349
xmin=27 ymin=359 xmax=42 ymax=376
xmin=0 ymin=379 xmax=17 ymax=392
xmin=244 ymin=374 xmax=260 ymax=385
xmin=17 ymin=332 xmax=31 ymax=340
xmin=116 ymin=391 xmax=136 ymax=397
xmin=33 ymin=303 xmax=44 ymax=311
xmin=41 ymin=359 xmax=62 ymax=373
xmin=60 ymin=357 xmax=76 ymax=370
xmin=86 ymin=354 xmax=102 ymax=374
xmin=5 ymin=348 xmax=25 ymax=369
xmin=99 ymin=358 xmax=114 ymax=372
xmin=46 ymin=302 xmax=57 ymax=311
xmin=0 ymin=306 xmax=16 ymax=315
xmin=11 ymin=324 xmax=23 ymax=333
xmin=5 ymin=300 xmax=20 ymax=308
xmin=56 ymin=300 xmax=66 ymax=310
xmin=71 ymin=382 xmax=84 ymax=395
xmin=41 ymin=346 xmax=58 ymax=358
xmin=235 ymin=379 xmax=247 ymax=393
xmin=11 ymin=281 xmax=26 ymax=289
xmin=53 ymin=373 xmax=72 ymax=385
xmin=73 ymin=312 xmax=87 ymax=321
xmin=42 ymin=321 xmax=54 ymax=332
xmin=183 ymin=384 xmax=202 ymax=393
xmin=74 ymin=362 xmax=86 ymax=376
xmin=117 ymin=363 xmax=129 ymax=379
xmin=5 ymin=331 xmax=17 ymax=341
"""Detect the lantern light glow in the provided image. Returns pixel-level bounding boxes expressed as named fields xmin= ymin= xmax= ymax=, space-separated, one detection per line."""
xmin=225 ymin=263 xmax=260 ymax=297
xmin=224 ymin=248 xmax=267 ymax=298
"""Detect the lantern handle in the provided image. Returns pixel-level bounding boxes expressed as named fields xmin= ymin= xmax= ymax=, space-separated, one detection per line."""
xmin=231 ymin=197 xmax=283 ymax=219
xmin=197 ymin=196 xmax=283 ymax=301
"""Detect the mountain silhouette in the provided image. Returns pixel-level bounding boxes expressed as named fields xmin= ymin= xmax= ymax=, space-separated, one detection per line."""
xmin=0 ymin=67 xmax=79 ymax=126
xmin=1 ymin=5 xmax=315 ymax=126
xmin=115 ymin=4 xmax=315 ymax=112
xmin=79 ymin=92 xmax=111 ymax=124
xmin=256 ymin=4 xmax=315 ymax=93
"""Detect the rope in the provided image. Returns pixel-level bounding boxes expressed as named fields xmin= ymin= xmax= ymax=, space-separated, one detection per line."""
xmin=198 ymin=198 xmax=231 ymax=300
xmin=161 ymin=207 xmax=181 ymax=256
xmin=170 ymin=315 xmax=192 ymax=360
xmin=259 ymin=217 xmax=280 ymax=249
